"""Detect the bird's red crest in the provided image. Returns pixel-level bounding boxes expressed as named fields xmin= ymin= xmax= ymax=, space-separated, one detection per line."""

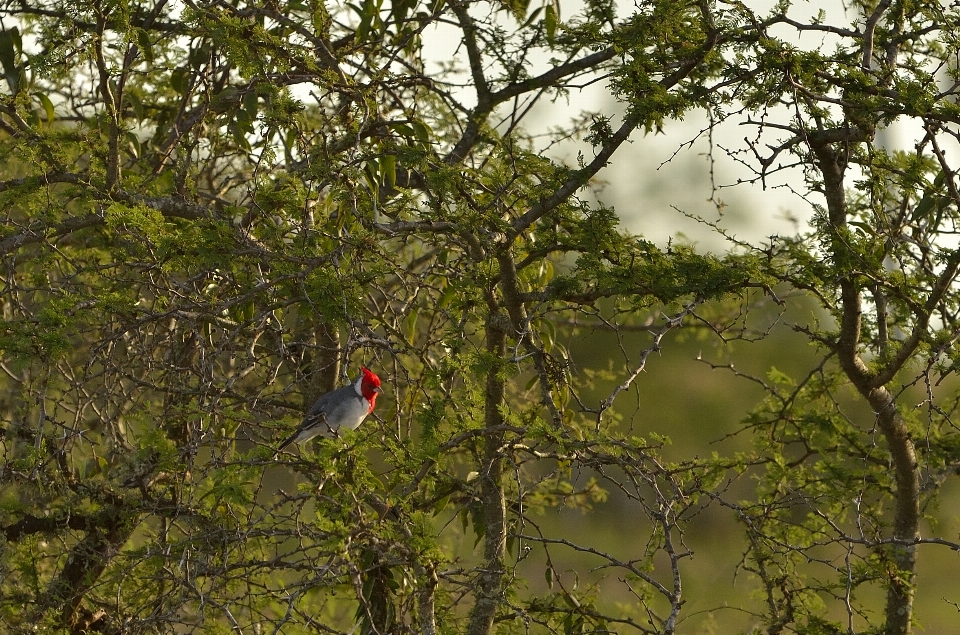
xmin=361 ymin=367 xmax=381 ymax=388
xmin=360 ymin=367 xmax=381 ymax=409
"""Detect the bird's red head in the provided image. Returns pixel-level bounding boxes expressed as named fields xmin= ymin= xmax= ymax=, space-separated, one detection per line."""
xmin=360 ymin=367 xmax=382 ymax=409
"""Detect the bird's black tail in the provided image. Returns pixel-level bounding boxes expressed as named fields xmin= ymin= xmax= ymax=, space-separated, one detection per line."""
xmin=275 ymin=431 xmax=298 ymax=455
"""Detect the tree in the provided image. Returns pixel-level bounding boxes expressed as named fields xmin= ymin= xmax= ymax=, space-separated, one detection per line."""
xmin=704 ymin=2 xmax=960 ymax=633
xmin=1 ymin=0 xmax=960 ymax=634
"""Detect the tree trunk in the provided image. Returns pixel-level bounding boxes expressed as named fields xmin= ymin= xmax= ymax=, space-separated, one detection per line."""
xmin=467 ymin=308 xmax=508 ymax=635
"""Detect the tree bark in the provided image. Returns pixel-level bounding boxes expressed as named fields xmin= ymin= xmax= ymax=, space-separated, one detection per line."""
xmin=466 ymin=307 xmax=508 ymax=635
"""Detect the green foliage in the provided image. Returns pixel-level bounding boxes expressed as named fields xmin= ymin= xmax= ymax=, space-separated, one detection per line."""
xmin=3 ymin=0 xmax=960 ymax=634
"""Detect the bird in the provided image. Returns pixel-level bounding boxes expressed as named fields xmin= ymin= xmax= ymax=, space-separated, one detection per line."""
xmin=277 ymin=367 xmax=382 ymax=452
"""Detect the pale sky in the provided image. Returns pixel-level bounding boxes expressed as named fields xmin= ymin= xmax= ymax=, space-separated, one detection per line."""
xmin=420 ymin=0 xmax=946 ymax=251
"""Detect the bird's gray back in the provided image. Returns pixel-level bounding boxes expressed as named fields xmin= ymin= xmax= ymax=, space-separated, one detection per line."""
xmin=307 ymin=383 xmax=368 ymax=430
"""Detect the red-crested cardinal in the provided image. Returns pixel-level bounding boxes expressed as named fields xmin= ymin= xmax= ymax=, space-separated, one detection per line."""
xmin=277 ymin=367 xmax=382 ymax=452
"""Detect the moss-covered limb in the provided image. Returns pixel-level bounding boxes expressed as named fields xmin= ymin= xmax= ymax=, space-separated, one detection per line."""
xmin=43 ymin=504 xmax=139 ymax=634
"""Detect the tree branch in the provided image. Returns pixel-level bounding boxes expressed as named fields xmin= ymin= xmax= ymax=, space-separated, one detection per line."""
xmin=870 ymin=128 xmax=960 ymax=388
xmin=93 ymin=2 xmax=122 ymax=190
xmin=861 ymin=0 xmax=892 ymax=70
xmin=3 ymin=512 xmax=94 ymax=541
xmin=496 ymin=249 xmax=563 ymax=427
xmin=489 ymin=47 xmax=618 ymax=104
xmin=0 ymin=194 xmax=213 ymax=258
xmin=508 ymin=0 xmax=718 ymax=239
xmin=445 ymin=0 xmax=493 ymax=165
xmin=810 ymin=128 xmax=918 ymax=635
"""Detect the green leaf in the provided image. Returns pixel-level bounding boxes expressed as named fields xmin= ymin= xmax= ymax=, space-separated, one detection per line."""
xmin=0 ymin=27 xmax=21 ymax=93
xmin=124 ymin=131 xmax=141 ymax=158
xmin=136 ymin=29 xmax=154 ymax=64
xmin=125 ymin=91 xmax=144 ymax=120
xmin=364 ymin=160 xmax=380 ymax=194
xmin=502 ymin=0 xmax=530 ymax=21
xmin=242 ymin=89 xmax=259 ymax=121
xmin=934 ymin=169 xmax=946 ymax=188
xmin=522 ymin=6 xmax=543 ymax=28
xmin=389 ymin=121 xmax=414 ymax=138
xmin=381 ymin=154 xmax=397 ymax=190
xmin=33 ymin=92 xmax=54 ymax=122
xmin=411 ymin=119 xmax=432 ymax=146
xmin=231 ymin=300 xmax=255 ymax=323
xmin=405 ymin=307 xmax=419 ymax=344
xmin=437 ymin=286 xmax=457 ymax=309
xmin=913 ymin=194 xmax=935 ymax=220
xmin=352 ymin=0 xmax=381 ymax=41
xmin=170 ymin=67 xmax=189 ymax=95
xmin=229 ymin=121 xmax=252 ymax=151
xmin=212 ymin=86 xmax=240 ymax=112
xmin=188 ymin=43 xmax=210 ymax=69
xmin=544 ymin=3 xmax=558 ymax=45
xmin=470 ymin=503 xmax=486 ymax=546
